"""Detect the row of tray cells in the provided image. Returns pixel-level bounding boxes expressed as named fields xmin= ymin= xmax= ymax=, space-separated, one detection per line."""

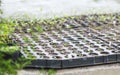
xmin=88 ymin=27 xmax=120 ymax=49
xmin=71 ymin=14 xmax=120 ymax=27
xmin=101 ymin=27 xmax=120 ymax=42
xmin=14 ymin=26 xmax=120 ymax=59
xmin=36 ymin=28 xmax=117 ymax=56
xmin=43 ymin=27 xmax=118 ymax=56
xmin=53 ymin=14 xmax=120 ymax=30
xmin=35 ymin=33 xmax=87 ymax=59
xmin=19 ymin=33 xmax=89 ymax=59
xmin=81 ymin=27 xmax=120 ymax=53
xmin=72 ymin=28 xmax=119 ymax=54
xmin=65 ymin=28 xmax=120 ymax=54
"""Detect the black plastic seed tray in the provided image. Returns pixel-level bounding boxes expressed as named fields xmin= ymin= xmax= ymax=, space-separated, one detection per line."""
xmin=12 ymin=14 xmax=120 ymax=68
xmin=13 ymin=25 xmax=120 ymax=68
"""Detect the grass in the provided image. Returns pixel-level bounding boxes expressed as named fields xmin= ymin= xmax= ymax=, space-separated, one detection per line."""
xmin=0 ymin=18 xmax=31 ymax=75
xmin=0 ymin=43 xmax=19 ymax=54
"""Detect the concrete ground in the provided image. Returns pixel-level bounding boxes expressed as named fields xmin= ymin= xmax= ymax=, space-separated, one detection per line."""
xmin=18 ymin=63 xmax=120 ymax=75
xmin=2 ymin=0 xmax=120 ymax=19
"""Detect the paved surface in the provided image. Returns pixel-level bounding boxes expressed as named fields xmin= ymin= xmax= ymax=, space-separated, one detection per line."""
xmin=18 ymin=63 xmax=120 ymax=75
xmin=1 ymin=0 xmax=120 ymax=19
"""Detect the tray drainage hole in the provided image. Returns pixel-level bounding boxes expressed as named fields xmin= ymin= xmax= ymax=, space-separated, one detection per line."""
xmin=72 ymin=41 xmax=79 ymax=43
xmin=96 ymin=48 xmax=104 ymax=52
xmin=65 ymin=55 xmax=75 ymax=58
xmin=82 ymin=54 xmax=87 ymax=57
xmin=56 ymin=39 xmax=64 ymax=42
xmin=49 ymin=53 xmax=58 ymax=56
xmin=83 ymin=40 xmax=90 ymax=43
xmin=100 ymin=51 xmax=109 ymax=54
xmin=41 ymin=56 xmax=49 ymax=59
xmin=90 ymin=45 xmax=96 ymax=48
xmin=75 ymin=44 xmax=84 ymax=47
xmin=69 ymin=48 xmax=77 ymax=51
xmin=34 ymin=49 xmax=43 ymax=52
xmin=53 ymin=37 xmax=60 ymax=39
xmin=108 ymin=34 xmax=114 ymax=36
xmin=41 ymin=44 xmax=48 ymax=46
xmin=73 ymin=35 xmax=81 ymax=38
xmin=52 ymin=35 xmax=58 ymax=37
xmin=90 ymin=43 xmax=94 ymax=45
xmin=50 ymin=43 xmax=58 ymax=45
xmin=81 ymin=46 xmax=86 ymax=49
xmin=45 ymin=49 xmax=54 ymax=53
xmin=77 ymin=37 xmax=84 ymax=40
xmin=98 ymin=34 xmax=105 ymax=37
xmin=64 ymin=45 xmax=73 ymax=47
xmin=37 ymin=53 xmax=46 ymax=56
xmin=44 ymin=37 xmax=51 ymax=40
xmin=84 ymin=50 xmax=93 ymax=53
xmin=77 ymin=54 xmax=81 ymax=57
xmin=76 ymin=30 xmax=83 ymax=33
xmin=89 ymin=53 xmax=98 ymax=56
xmin=52 ymin=45 xmax=61 ymax=48
xmin=101 ymin=44 xmax=107 ymax=47
xmin=111 ymin=50 xmax=118 ymax=53
xmin=96 ymin=41 xmax=102 ymax=44
xmin=34 ymin=46 xmax=39 ymax=49
xmin=57 ymin=49 xmax=66 ymax=51
xmin=79 ymin=44 xmax=84 ymax=46
xmin=73 ymin=51 xmax=82 ymax=54
xmin=67 ymin=38 xmax=75 ymax=41
xmin=62 ymin=42 xmax=70 ymax=46
xmin=52 ymin=56 xmax=62 ymax=59
xmin=61 ymin=52 xmax=70 ymax=55
xmin=64 ymin=36 xmax=71 ymax=39
xmin=83 ymin=47 xmax=89 ymax=50
xmin=106 ymin=37 xmax=113 ymax=41
xmin=93 ymin=45 xmax=99 ymax=48
xmin=38 ymin=40 xmax=44 ymax=43
xmin=106 ymin=47 xmax=114 ymax=50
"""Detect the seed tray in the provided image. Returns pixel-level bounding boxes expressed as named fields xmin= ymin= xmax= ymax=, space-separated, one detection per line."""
xmin=12 ymin=23 xmax=120 ymax=68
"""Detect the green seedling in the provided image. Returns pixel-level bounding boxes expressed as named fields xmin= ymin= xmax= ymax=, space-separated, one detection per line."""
xmin=23 ymin=36 xmax=31 ymax=43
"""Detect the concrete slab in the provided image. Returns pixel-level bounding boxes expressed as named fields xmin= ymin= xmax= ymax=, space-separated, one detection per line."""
xmin=18 ymin=63 xmax=120 ymax=75
xmin=1 ymin=0 xmax=120 ymax=19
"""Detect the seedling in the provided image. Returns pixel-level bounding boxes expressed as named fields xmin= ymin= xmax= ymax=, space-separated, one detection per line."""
xmin=23 ymin=36 xmax=31 ymax=43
